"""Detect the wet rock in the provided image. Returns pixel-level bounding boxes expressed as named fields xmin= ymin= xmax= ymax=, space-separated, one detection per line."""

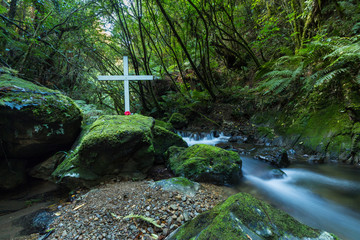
xmin=167 ymin=144 xmax=242 ymax=185
xmin=308 ymin=155 xmax=326 ymax=164
xmin=255 ymin=147 xmax=290 ymax=168
xmin=16 ymin=210 xmax=54 ymax=235
xmin=228 ymin=135 xmax=247 ymax=143
xmin=152 ymin=125 xmax=187 ymax=164
xmin=263 ymin=168 xmax=287 ymax=180
xmin=166 ymin=192 xmax=338 ymax=240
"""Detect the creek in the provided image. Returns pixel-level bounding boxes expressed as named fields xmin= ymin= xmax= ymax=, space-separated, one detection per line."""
xmin=179 ymin=131 xmax=360 ymax=240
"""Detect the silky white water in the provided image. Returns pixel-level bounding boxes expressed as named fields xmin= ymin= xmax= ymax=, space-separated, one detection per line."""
xmin=242 ymin=156 xmax=360 ymax=240
xmin=177 ymin=131 xmax=230 ymax=146
xmin=180 ymin=132 xmax=360 ymax=240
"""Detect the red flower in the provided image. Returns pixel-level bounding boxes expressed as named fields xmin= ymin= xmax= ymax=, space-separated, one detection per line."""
xmin=124 ymin=111 xmax=131 ymax=115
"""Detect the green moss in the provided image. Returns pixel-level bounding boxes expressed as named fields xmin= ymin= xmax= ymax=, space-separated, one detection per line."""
xmin=168 ymin=112 xmax=188 ymax=129
xmin=168 ymin=144 xmax=241 ymax=184
xmin=0 ymin=74 xmax=81 ymax=123
xmin=168 ymin=177 xmax=194 ymax=187
xmin=286 ymin=104 xmax=353 ymax=154
xmin=52 ymin=114 xmax=155 ymax=181
xmin=152 ymin=126 xmax=187 ymax=161
xmin=169 ymin=192 xmax=336 ymax=240
xmin=257 ymin=126 xmax=276 ymax=140
xmin=155 ymin=119 xmax=175 ymax=132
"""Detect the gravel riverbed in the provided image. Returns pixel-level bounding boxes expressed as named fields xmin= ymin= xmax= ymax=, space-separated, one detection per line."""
xmin=24 ymin=180 xmax=235 ymax=240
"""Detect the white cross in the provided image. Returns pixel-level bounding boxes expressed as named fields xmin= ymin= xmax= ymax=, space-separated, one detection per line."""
xmin=97 ymin=56 xmax=154 ymax=113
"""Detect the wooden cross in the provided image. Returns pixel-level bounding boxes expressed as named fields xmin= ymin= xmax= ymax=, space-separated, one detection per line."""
xmin=98 ymin=56 xmax=154 ymax=113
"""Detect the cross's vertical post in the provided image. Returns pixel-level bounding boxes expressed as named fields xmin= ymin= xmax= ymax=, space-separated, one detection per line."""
xmin=97 ymin=56 xmax=154 ymax=114
xmin=123 ymin=56 xmax=130 ymax=112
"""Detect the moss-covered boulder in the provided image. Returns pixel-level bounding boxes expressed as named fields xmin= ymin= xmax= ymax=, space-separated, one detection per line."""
xmin=168 ymin=113 xmax=188 ymax=129
xmin=155 ymin=119 xmax=176 ymax=132
xmin=167 ymin=144 xmax=242 ymax=185
xmin=152 ymin=124 xmax=187 ymax=163
xmin=52 ymin=114 xmax=155 ymax=186
xmin=0 ymin=74 xmax=82 ymax=160
xmin=167 ymin=192 xmax=337 ymax=240
xmin=74 ymin=100 xmax=107 ymax=125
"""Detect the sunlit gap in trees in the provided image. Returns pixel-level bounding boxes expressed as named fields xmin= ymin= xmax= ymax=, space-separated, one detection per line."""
xmin=99 ymin=0 xmax=134 ymax=37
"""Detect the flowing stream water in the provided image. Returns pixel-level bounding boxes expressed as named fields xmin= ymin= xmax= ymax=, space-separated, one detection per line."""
xmin=179 ymin=131 xmax=360 ymax=240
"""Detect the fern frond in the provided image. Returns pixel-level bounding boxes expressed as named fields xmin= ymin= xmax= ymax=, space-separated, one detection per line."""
xmin=324 ymin=43 xmax=360 ymax=60
xmin=264 ymin=70 xmax=293 ymax=78
xmin=315 ymin=68 xmax=349 ymax=86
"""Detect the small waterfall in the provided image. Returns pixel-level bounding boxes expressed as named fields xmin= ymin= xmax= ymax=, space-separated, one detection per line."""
xmin=177 ymin=131 xmax=230 ymax=146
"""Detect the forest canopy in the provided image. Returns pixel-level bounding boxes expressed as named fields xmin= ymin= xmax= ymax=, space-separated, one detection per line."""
xmin=1 ymin=0 xmax=359 ymax=115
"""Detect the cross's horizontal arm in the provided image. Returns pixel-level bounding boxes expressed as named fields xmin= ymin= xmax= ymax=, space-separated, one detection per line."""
xmin=98 ymin=75 xmax=154 ymax=81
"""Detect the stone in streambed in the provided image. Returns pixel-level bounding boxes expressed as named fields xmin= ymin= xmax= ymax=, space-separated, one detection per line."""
xmin=167 ymin=144 xmax=242 ymax=185
xmin=255 ymin=147 xmax=290 ymax=168
xmin=166 ymin=192 xmax=338 ymax=240
xmin=152 ymin=177 xmax=200 ymax=197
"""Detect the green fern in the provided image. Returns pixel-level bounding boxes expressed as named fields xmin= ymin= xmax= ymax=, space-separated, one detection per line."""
xmin=257 ymin=62 xmax=304 ymax=95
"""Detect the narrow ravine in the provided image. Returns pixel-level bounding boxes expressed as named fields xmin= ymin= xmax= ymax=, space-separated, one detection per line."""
xmin=179 ymin=131 xmax=360 ymax=240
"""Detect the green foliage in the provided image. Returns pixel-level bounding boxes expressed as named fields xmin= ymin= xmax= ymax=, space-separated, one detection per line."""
xmin=255 ymin=35 xmax=360 ymax=107
xmin=256 ymin=55 xmax=304 ymax=96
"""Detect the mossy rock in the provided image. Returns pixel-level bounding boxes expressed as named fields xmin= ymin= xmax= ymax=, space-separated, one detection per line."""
xmin=74 ymin=100 xmax=106 ymax=125
xmin=0 ymin=74 xmax=82 ymax=160
xmin=52 ymin=114 xmax=155 ymax=186
xmin=152 ymin=125 xmax=187 ymax=163
xmin=155 ymin=119 xmax=176 ymax=132
xmin=167 ymin=192 xmax=337 ymax=240
xmin=168 ymin=113 xmax=188 ymax=129
xmin=152 ymin=177 xmax=200 ymax=197
xmin=254 ymin=103 xmax=358 ymax=164
xmin=167 ymin=144 xmax=242 ymax=185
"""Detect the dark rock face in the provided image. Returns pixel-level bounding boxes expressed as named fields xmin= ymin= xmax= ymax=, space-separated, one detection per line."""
xmin=255 ymin=147 xmax=290 ymax=168
xmin=167 ymin=192 xmax=337 ymax=240
xmin=0 ymin=74 xmax=82 ymax=190
xmin=167 ymin=144 xmax=242 ymax=185
xmin=29 ymin=152 xmax=66 ymax=180
xmin=0 ymin=74 xmax=82 ymax=160
xmin=152 ymin=125 xmax=187 ymax=163
xmin=16 ymin=210 xmax=54 ymax=236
